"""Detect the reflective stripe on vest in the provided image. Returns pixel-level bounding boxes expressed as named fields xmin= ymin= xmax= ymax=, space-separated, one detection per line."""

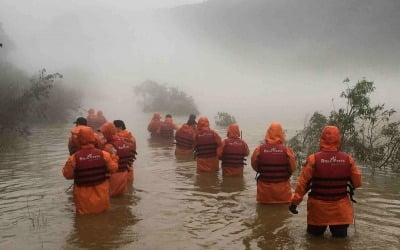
xmin=175 ymin=129 xmax=194 ymax=149
xmin=257 ymin=143 xmax=290 ymax=182
xmin=111 ymin=139 xmax=134 ymax=172
xmin=309 ymin=151 xmax=351 ymax=201
xmin=195 ymin=131 xmax=218 ymax=158
xmin=74 ymin=148 xmax=107 ymax=187
xmin=221 ymin=138 xmax=247 ymax=167
xmin=160 ymin=122 xmax=174 ymax=138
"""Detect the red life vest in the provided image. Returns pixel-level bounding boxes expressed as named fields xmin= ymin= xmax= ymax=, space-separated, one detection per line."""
xmin=195 ymin=131 xmax=218 ymax=158
xmin=111 ymin=139 xmax=135 ymax=172
xmin=221 ymin=138 xmax=247 ymax=167
xmin=160 ymin=122 xmax=174 ymax=138
xmin=309 ymin=151 xmax=351 ymax=201
xmin=119 ymin=137 xmax=137 ymax=160
xmin=175 ymin=129 xmax=194 ymax=149
xmin=257 ymin=143 xmax=290 ymax=183
xmin=74 ymin=148 xmax=107 ymax=187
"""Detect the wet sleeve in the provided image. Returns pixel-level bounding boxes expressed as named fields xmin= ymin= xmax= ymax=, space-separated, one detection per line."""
xmin=244 ymin=141 xmax=250 ymax=157
xmin=250 ymin=147 xmax=260 ymax=171
xmin=213 ymin=131 xmax=223 ymax=155
xmin=291 ymin=154 xmax=315 ymax=205
xmin=217 ymin=140 xmax=225 ymax=158
xmin=286 ymin=147 xmax=297 ymax=174
xmin=62 ymin=155 xmax=76 ymax=180
xmin=214 ymin=131 xmax=222 ymax=147
xmin=103 ymin=151 xmax=118 ymax=173
xmin=349 ymin=156 xmax=362 ymax=188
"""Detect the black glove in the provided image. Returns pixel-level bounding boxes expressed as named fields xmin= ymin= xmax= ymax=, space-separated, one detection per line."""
xmin=289 ymin=204 xmax=298 ymax=214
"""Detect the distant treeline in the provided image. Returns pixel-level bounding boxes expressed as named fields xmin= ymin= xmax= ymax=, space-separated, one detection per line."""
xmin=134 ymin=80 xmax=199 ymax=115
xmin=0 ymin=63 xmax=82 ymax=136
xmin=288 ymin=78 xmax=400 ymax=172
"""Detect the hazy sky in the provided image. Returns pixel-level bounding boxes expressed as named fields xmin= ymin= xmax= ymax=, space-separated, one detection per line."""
xmin=1 ymin=0 xmax=399 ymax=128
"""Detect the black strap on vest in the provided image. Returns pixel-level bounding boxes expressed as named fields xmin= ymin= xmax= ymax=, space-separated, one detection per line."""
xmin=307 ymin=178 xmax=357 ymax=203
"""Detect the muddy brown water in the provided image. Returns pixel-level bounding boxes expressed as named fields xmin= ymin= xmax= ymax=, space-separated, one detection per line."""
xmin=1 ymin=114 xmax=399 ymax=249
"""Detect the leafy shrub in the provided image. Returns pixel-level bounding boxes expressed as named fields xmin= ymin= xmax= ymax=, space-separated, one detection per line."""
xmin=214 ymin=112 xmax=236 ymax=127
xmin=134 ymin=80 xmax=199 ymax=115
xmin=288 ymin=78 xmax=400 ymax=172
xmin=0 ymin=65 xmax=81 ymax=134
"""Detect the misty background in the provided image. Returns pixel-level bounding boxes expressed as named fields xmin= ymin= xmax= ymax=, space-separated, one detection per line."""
xmin=1 ymin=0 xmax=399 ymax=129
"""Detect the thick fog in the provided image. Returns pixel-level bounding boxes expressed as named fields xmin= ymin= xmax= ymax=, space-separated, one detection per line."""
xmin=1 ymin=0 xmax=399 ymax=128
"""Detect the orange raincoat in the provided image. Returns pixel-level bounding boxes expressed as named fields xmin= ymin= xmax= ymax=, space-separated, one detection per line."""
xmin=164 ymin=117 xmax=179 ymax=130
xmin=86 ymin=108 xmax=97 ymax=129
xmin=147 ymin=112 xmax=162 ymax=137
xmin=291 ymin=126 xmax=362 ymax=225
xmin=62 ymin=127 xmax=118 ymax=215
xmin=175 ymin=124 xmax=197 ymax=155
xmin=68 ymin=125 xmax=104 ymax=155
xmin=100 ymin=123 xmax=130 ymax=197
xmin=117 ymin=129 xmax=137 ymax=182
xmin=96 ymin=110 xmax=107 ymax=129
xmin=193 ymin=117 xmax=222 ymax=172
xmin=251 ymin=122 xmax=297 ymax=204
xmin=218 ymin=124 xmax=249 ymax=176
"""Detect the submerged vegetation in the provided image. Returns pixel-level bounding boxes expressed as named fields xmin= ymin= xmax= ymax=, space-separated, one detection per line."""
xmin=0 ymin=64 xmax=81 ymax=136
xmin=0 ymin=25 xmax=81 ymax=144
xmin=0 ymin=64 xmax=81 ymax=154
xmin=134 ymin=80 xmax=199 ymax=115
xmin=214 ymin=112 xmax=237 ymax=127
xmin=288 ymin=78 xmax=400 ymax=172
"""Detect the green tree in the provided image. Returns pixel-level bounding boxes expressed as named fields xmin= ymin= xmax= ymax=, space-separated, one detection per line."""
xmin=134 ymin=80 xmax=199 ymax=115
xmin=214 ymin=112 xmax=236 ymax=127
xmin=288 ymin=78 xmax=400 ymax=172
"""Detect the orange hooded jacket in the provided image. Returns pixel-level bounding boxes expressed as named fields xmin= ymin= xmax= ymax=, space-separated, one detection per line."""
xmin=251 ymin=122 xmax=297 ymax=204
xmin=147 ymin=112 xmax=162 ymax=136
xmin=100 ymin=122 xmax=130 ymax=197
xmin=68 ymin=125 xmax=104 ymax=155
xmin=291 ymin=126 xmax=362 ymax=225
xmin=164 ymin=117 xmax=180 ymax=130
xmin=86 ymin=108 xmax=97 ymax=129
xmin=175 ymin=123 xmax=197 ymax=155
xmin=193 ymin=116 xmax=222 ymax=172
xmin=96 ymin=110 xmax=107 ymax=129
xmin=218 ymin=123 xmax=249 ymax=176
xmin=62 ymin=127 xmax=118 ymax=215
xmin=116 ymin=129 xmax=136 ymax=182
